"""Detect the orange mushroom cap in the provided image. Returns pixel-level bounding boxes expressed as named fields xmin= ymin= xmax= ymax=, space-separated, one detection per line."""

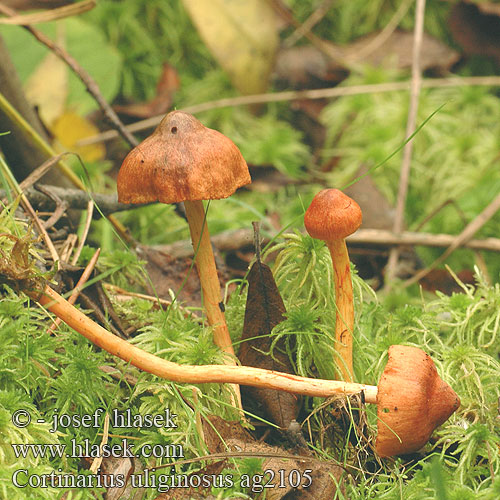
xmin=304 ymin=189 xmax=362 ymax=241
xmin=376 ymin=345 xmax=460 ymax=457
xmin=117 ymin=111 xmax=251 ymax=204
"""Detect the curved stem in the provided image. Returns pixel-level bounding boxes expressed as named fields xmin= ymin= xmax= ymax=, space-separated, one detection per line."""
xmin=327 ymin=239 xmax=354 ymax=382
xmin=183 ymin=199 xmax=233 ymax=356
xmin=31 ymin=285 xmax=378 ymax=403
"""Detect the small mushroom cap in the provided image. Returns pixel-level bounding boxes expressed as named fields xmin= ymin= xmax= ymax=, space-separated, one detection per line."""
xmin=304 ymin=189 xmax=362 ymax=241
xmin=376 ymin=345 xmax=460 ymax=458
xmin=117 ymin=111 xmax=251 ymax=204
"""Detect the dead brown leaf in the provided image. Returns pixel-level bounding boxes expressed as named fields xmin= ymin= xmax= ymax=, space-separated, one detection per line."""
xmin=419 ymin=269 xmax=475 ymax=295
xmin=141 ymin=245 xmax=228 ymax=308
xmin=239 ymin=260 xmax=301 ymax=428
xmin=276 ymin=29 xmax=459 ymax=87
xmin=115 ymin=63 xmax=180 ymax=119
xmin=201 ymin=415 xmax=345 ymax=499
xmin=449 ymin=1 xmax=500 ymax=64
xmin=344 ymin=29 xmax=459 ymax=72
xmin=154 ymin=461 xmax=227 ymax=500
xmin=202 ymin=414 xmax=255 ymax=454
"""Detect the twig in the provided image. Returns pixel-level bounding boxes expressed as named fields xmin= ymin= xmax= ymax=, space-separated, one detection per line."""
xmin=153 ymin=227 xmax=500 ymax=259
xmin=47 ymin=247 xmax=101 ymax=333
xmin=403 ymin=191 xmax=500 ymax=287
xmin=284 ymin=0 xmax=335 ymax=47
xmin=34 ymin=184 xmax=68 ymax=229
xmin=0 ymin=155 xmax=60 ymax=262
xmin=103 ymin=283 xmax=173 ymax=309
xmin=349 ymin=0 xmax=414 ymax=62
xmin=23 ymin=198 xmax=60 ymax=262
xmin=90 ymin=410 xmax=109 ymax=474
xmin=71 ymin=199 xmax=93 ymax=265
xmin=349 ymin=229 xmax=500 ymax=253
xmin=0 ymin=3 xmax=138 ymax=149
xmin=0 ymin=0 xmax=96 ymax=24
xmin=0 ymin=184 xmax=146 ymax=216
xmin=18 ymin=153 xmax=68 ymax=193
xmin=59 ymin=234 xmax=78 ymax=262
xmin=269 ymin=0 xmax=346 ymax=66
xmin=78 ymin=76 xmax=500 ymax=146
xmin=385 ymin=0 xmax=426 ymax=284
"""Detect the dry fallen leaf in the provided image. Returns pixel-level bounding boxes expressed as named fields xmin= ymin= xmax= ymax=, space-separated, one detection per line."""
xmin=182 ymin=0 xmax=279 ymax=95
xmin=51 ymin=111 xmax=105 ymax=162
xmin=239 ymin=259 xmax=301 ymax=428
xmin=25 ymin=51 xmax=68 ymax=125
xmin=449 ymin=1 xmax=500 ymax=64
xmin=200 ymin=415 xmax=345 ymax=499
xmin=114 ymin=63 xmax=180 ymax=119
xmin=276 ymin=29 xmax=459 ymax=87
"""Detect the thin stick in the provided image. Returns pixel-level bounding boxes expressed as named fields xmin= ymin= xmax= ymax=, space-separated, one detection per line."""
xmin=348 ymin=229 xmax=500 ymax=253
xmin=22 ymin=199 xmax=60 ymax=263
xmin=48 ymin=247 xmax=101 ymax=333
xmin=0 ymin=3 xmax=137 ymax=148
xmin=0 ymin=0 xmax=96 ymax=24
xmin=284 ymin=0 xmax=335 ymax=47
xmin=349 ymin=0 xmax=414 ymax=62
xmin=78 ymin=76 xmax=500 ymax=146
xmin=32 ymin=285 xmax=378 ymax=403
xmin=154 ymin=227 xmax=500 ymax=260
xmin=0 ymin=155 xmax=59 ymax=262
xmin=403 ymin=191 xmax=500 ymax=287
xmin=0 ymin=184 xmax=146 ymax=216
xmin=103 ymin=283 xmax=172 ymax=309
xmin=71 ymin=200 xmax=94 ymax=265
xmin=17 ymin=153 xmax=68 ymax=193
xmin=386 ymin=0 xmax=427 ymax=283
xmin=59 ymin=234 xmax=78 ymax=263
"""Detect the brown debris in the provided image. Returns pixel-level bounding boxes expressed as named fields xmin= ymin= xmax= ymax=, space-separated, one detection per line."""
xmin=449 ymin=1 xmax=500 ymax=64
xmin=239 ymin=260 xmax=301 ymax=428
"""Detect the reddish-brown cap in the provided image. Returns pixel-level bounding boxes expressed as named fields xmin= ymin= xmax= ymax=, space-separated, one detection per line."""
xmin=304 ymin=189 xmax=362 ymax=241
xmin=376 ymin=345 xmax=460 ymax=458
xmin=117 ymin=111 xmax=251 ymax=204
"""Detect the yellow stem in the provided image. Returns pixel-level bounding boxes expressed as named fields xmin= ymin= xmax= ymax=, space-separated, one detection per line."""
xmin=327 ymin=239 xmax=354 ymax=382
xmin=32 ymin=285 xmax=377 ymax=402
xmin=183 ymin=200 xmax=234 ymax=356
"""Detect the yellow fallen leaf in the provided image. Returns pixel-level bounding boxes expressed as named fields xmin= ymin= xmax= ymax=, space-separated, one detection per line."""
xmin=182 ymin=0 xmax=278 ymax=95
xmin=25 ymin=51 xmax=68 ymax=126
xmin=51 ymin=111 xmax=105 ymax=162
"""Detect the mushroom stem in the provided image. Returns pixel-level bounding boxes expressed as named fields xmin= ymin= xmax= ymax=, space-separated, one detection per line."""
xmin=32 ymin=284 xmax=377 ymax=401
xmin=30 ymin=285 xmax=459 ymax=457
xmin=183 ymin=199 xmax=234 ymax=357
xmin=327 ymin=238 xmax=354 ymax=382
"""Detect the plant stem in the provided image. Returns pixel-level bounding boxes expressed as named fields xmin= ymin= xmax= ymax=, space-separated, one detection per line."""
xmin=327 ymin=239 xmax=354 ymax=382
xmin=183 ymin=199 xmax=234 ymax=357
xmin=31 ymin=285 xmax=378 ymax=403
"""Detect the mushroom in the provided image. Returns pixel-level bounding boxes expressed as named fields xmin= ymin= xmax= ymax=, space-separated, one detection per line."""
xmin=304 ymin=189 xmax=362 ymax=382
xmin=375 ymin=345 xmax=460 ymax=457
xmin=32 ymin=283 xmax=460 ymax=457
xmin=117 ymin=111 xmax=251 ymax=358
